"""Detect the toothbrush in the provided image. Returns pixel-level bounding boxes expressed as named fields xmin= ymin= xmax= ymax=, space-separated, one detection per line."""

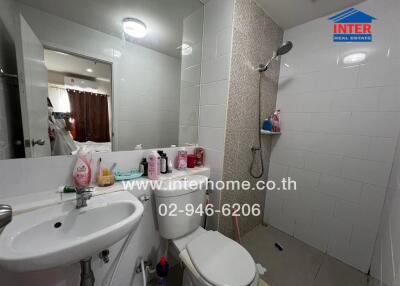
xmin=96 ymin=158 xmax=102 ymax=178
xmin=110 ymin=162 xmax=117 ymax=173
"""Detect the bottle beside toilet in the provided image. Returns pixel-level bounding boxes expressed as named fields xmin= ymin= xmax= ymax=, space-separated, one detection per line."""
xmin=148 ymin=151 xmax=160 ymax=180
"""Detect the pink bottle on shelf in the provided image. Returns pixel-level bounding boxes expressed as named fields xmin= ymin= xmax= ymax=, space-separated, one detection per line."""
xmin=271 ymin=109 xmax=281 ymax=132
xmin=175 ymin=147 xmax=187 ymax=170
xmin=148 ymin=151 xmax=160 ymax=180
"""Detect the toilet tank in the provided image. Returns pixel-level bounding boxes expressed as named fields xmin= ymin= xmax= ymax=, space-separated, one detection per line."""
xmin=154 ymin=175 xmax=208 ymax=239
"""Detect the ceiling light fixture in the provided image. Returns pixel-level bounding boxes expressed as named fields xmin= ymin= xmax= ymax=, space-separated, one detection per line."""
xmin=177 ymin=43 xmax=192 ymax=56
xmin=113 ymin=49 xmax=122 ymax=58
xmin=123 ymin=18 xmax=147 ymax=38
xmin=343 ymin=52 xmax=366 ymax=64
xmin=86 ymin=68 xmax=93 ymax=73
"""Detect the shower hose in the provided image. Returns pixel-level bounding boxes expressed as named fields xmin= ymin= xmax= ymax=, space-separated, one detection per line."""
xmin=250 ymin=72 xmax=264 ymax=179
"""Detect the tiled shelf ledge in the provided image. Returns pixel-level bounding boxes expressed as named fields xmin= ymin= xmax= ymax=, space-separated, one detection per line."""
xmin=4 ymin=167 xmax=210 ymax=215
xmin=260 ymin=130 xmax=281 ymax=135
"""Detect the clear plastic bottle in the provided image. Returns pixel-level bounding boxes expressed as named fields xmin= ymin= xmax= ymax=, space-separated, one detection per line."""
xmin=175 ymin=147 xmax=187 ymax=170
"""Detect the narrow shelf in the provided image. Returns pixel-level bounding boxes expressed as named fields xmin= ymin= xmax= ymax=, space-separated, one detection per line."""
xmin=260 ymin=130 xmax=281 ymax=135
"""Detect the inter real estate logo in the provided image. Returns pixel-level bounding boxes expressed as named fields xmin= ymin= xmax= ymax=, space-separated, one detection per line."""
xmin=329 ymin=8 xmax=376 ymax=42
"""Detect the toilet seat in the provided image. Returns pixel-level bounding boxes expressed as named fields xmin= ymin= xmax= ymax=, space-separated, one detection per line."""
xmin=186 ymin=231 xmax=256 ymax=286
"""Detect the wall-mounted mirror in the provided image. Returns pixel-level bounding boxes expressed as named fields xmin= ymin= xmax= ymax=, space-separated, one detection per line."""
xmin=0 ymin=0 xmax=204 ymax=159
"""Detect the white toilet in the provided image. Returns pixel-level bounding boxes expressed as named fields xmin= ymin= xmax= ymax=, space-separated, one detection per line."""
xmin=154 ymin=175 xmax=259 ymax=286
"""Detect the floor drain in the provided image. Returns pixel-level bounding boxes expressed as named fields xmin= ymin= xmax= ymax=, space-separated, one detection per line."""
xmin=274 ymin=242 xmax=284 ymax=251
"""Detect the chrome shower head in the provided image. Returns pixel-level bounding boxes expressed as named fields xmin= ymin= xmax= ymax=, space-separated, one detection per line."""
xmin=276 ymin=41 xmax=293 ymax=57
xmin=258 ymin=41 xmax=293 ymax=72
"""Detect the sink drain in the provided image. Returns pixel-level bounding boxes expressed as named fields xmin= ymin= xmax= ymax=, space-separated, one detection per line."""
xmin=54 ymin=222 xmax=62 ymax=229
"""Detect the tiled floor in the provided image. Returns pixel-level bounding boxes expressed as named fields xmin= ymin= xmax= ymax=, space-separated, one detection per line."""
xmin=242 ymin=225 xmax=378 ymax=286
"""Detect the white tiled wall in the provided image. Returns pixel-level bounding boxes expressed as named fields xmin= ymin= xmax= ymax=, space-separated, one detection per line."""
xmin=371 ymin=102 xmax=400 ymax=281
xmin=179 ymin=7 xmax=204 ymax=145
xmin=19 ymin=4 xmax=181 ymax=151
xmin=196 ymin=0 xmax=233 ymax=230
xmin=265 ymin=0 xmax=400 ymax=273
xmin=198 ymin=0 xmax=233 ymax=182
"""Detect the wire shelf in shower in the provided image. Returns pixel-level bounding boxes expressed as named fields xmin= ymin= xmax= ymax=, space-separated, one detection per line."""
xmin=260 ymin=130 xmax=281 ymax=135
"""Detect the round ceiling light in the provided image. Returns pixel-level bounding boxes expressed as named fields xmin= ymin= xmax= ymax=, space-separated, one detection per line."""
xmin=123 ymin=18 xmax=147 ymax=38
xmin=180 ymin=43 xmax=193 ymax=56
xmin=343 ymin=52 xmax=366 ymax=65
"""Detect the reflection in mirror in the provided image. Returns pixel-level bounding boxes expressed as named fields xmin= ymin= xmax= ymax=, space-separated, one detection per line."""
xmin=0 ymin=0 xmax=204 ymax=160
xmin=45 ymin=50 xmax=112 ymax=156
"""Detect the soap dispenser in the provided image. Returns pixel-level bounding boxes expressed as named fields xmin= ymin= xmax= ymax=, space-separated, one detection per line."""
xmin=139 ymin=158 xmax=148 ymax=176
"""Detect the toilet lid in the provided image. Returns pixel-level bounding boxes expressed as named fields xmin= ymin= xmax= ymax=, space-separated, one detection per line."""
xmin=186 ymin=231 xmax=256 ymax=286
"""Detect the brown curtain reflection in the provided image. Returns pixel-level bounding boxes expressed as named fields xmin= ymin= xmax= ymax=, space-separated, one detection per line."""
xmin=68 ymin=90 xmax=110 ymax=142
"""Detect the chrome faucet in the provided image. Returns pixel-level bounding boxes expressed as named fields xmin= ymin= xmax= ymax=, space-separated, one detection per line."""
xmin=76 ymin=188 xmax=93 ymax=209
xmin=0 ymin=205 xmax=12 ymax=231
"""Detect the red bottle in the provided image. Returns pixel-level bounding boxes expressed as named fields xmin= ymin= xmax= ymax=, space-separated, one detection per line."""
xmin=187 ymin=155 xmax=196 ymax=168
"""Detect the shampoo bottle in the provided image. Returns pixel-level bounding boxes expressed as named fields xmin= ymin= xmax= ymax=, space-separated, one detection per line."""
xmin=148 ymin=151 xmax=160 ymax=180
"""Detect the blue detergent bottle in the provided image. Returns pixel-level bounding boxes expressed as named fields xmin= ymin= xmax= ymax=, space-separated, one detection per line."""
xmin=156 ymin=256 xmax=169 ymax=286
xmin=263 ymin=117 xmax=273 ymax=132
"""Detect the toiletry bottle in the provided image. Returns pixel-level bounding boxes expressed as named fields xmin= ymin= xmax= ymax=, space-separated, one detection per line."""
xmin=139 ymin=158 xmax=148 ymax=176
xmin=176 ymin=147 xmax=187 ymax=170
xmin=95 ymin=158 xmax=102 ymax=181
xmin=148 ymin=151 xmax=160 ymax=180
xmin=160 ymin=153 xmax=168 ymax=174
xmin=263 ymin=116 xmax=273 ymax=132
xmin=97 ymin=167 xmax=115 ymax=187
xmin=156 ymin=256 xmax=169 ymax=286
xmin=164 ymin=153 xmax=170 ymax=173
xmin=195 ymin=147 xmax=205 ymax=167
xmin=272 ymin=110 xmax=281 ymax=132
xmin=73 ymin=152 xmax=92 ymax=189
xmin=167 ymin=159 xmax=173 ymax=173
xmin=187 ymin=154 xmax=196 ymax=168
xmin=134 ymin=144 xmax=143 ymax=150
xmin=157 ymin=150 xmax=164 ymax=176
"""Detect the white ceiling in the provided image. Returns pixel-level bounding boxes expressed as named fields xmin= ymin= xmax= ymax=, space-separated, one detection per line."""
xmin=18 ymin=0 xmax=203 ymax=58
xmin=256 ymin=0 xmax=365 ymax=30
xmin=44 ymin=49 xmax=111 ymax=80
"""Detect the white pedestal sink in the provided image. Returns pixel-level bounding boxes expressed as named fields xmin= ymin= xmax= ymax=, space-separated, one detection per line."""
xmin=0 ymin=191 xmax=143 ymax=272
